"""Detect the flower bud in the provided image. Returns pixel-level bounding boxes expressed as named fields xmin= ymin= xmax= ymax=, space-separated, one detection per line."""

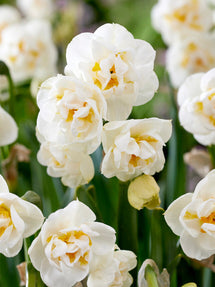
xmin=128 ymin=175 xmax=160 ymax=210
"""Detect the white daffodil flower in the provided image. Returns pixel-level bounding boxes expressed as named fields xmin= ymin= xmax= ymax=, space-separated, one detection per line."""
xmin=88 ymin=248 xmax=137 ymax=287
xmin=101 ymin=118 xmax=172 ymax=182
xmin=65 ymin=23 xmax=158 ymax=121
xmin=166 ymin=33 xmax=215 ymax=88
xmin=138 ymin=259 xmax=170 ymax=287
xmin=37 ymin=141 xmax=95 ymax=188
xmin=0 ymin=5 xmax=21 ymax=42
xmin=16 ymin=0 xmax=54 ymax=19
xmin=151 ymin=0 xmax=213 ymax=45
xmin=0 ymin=20 xmax=57 ymax=83
xmin=165 ymin=169 xmax=215 ymax=260
xmin=36 ymin=75 xmax=106 ymax=154
xmin=0 ymin=175 xmax=44 ymax=257
xmin=28 ymin=200 xmax=116 ymax=287
xmin=0 ymin=106 xmax=18 ymax=146
xmin=178 ymin=68 xmax=215 ymax=145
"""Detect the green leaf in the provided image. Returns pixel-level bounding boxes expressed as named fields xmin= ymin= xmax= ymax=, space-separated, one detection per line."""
xmin=22 ymin=191 xmax=43 ymax=210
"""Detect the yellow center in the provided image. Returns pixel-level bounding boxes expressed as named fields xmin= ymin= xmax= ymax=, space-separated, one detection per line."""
xmin=0 ymin=204 xmax=12 ymax=237
xmin=184 ymin=211 xmax=215 ymax=233
xmin=47 ymin=230 xmax=92 ymax=266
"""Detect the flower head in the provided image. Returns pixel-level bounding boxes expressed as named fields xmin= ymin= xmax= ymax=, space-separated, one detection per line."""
xmin=0 ymin=5 xmax=21 ymax=42
xmin=29 ymin=200 xmax=116 ymax=287
xmin=101 ymin=118 xmax=172 ymax=181
xmin=88 ymin=248 xmax=137 ymax=287
xmin=178 ymin=68 xmax=215 ymax=145
xmin=0 ymin=175 xmax=44 ymax=257
xmin=16 ymin=0 xmax=54 ymax=19
xmin=36 ymin=74 xmax=106 ymax=154
xmin=165 ymin=169 xmax=215 ymax=260
xmin=65 ymin=23 xmax=158 ymax=121
xmin=0 ymin=20 xmax=57 ymax=83
xmin=151 ymin=0 xmax=213 ymax=45
xmin=37 ymin=141 xmax=94 ymax=188
xmin=166 ymin=33 xmax=215 ymax=88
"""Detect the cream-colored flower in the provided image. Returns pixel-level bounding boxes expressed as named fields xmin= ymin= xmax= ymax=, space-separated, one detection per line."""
xmin=0 ymin=20 xmax=57 ymax=83
xmin=0 ymin=106 xmax=18 ymax=146
xmin=0 ymin=175 xmax=44 ymax=257
xmin=138 ymin=259 xmax=170 ymax=287
xmin=101 ymin=118 xmax=172 ymax=181
xmin=37 ymin=141 xmax=94 ymax=188
xmin=166 ymin=33 xmax=215 ymax=88
xmin=88 ymin=248 xmax=137 ymax=287
xmin=165 ymin=169 xmax=215 ymax=260
xmin=65 ymin=23 xmax=158 ymax=121
xmin=16 ymin=0 xmax=54 ymax=19
xmin=36 ymin=75 xmax=106 ymax=154
xmin=128 ymin=175 xmax=160 ymax=210
xmin=28 ymin=200 xmax=116 ymax=287
xmin=0 ymin=5 xmax=21 ymax=42
xmin=151 ymin=0 xmax=213 ymax=45
xmin=178 ymin=68 xmax=215 ymax=145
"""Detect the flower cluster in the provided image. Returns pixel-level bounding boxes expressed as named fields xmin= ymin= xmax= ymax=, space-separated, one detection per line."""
xmin=29 ymin=200 xmax=137 ymax=287
xmin=36 ymin=23 xmax=172 ymax=188
xmin=0 ymin=4 xmax=57 ymax=83
xmin=151 ymin=0 xmax=215 ymax=87
xmin=165 ymin=170 xmax=215 ymax=260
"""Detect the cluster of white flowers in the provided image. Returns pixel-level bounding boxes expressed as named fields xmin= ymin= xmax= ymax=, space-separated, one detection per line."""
xmin=0 ymin=4 xmax=57 ymax=83
xmin=28 ymin=200 xmax=137 ymax=287
xmin=36 ymin=23 xmax=172 ymax=188
xmin=165 ymin=170 xmax=215 ymax=260
xmin=151 ymin=0 xmax=215 ymax=88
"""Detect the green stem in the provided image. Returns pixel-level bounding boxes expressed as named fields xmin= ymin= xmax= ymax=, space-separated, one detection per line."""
xmin=145 ymin=265 xmax=159 ymax=287
xmin=208 ymin=145 xmax=215 ymax=168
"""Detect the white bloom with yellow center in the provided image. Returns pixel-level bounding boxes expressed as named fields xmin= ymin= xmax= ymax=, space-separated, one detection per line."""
xmin=0 ymin=5 xmax=21 ymax=42
xmin=178 ymin=68 xmax=215 ymax=145
xmin=37 ymin=141 xmax=95 ymax=188
xmin=101 ymin=118 xmax=172 ymax=182
xmin=151 ymin=0 xmax=213 ymax=45
xmin=65 ymin=23 xmax=158 ymax=121
xmin=87 ymin=249 xmax=137 ymax=287
xmin=165 ymin=169 xmax=215 ymax=260
xmin=0 ymin=175 xmax=44 ymax=257
xmin=0 ymin=20 xmax=57 ymax=83
xmin=28 ymin=200 xmax=116 ymax=287
xmin=0 ymin=106 xmax=18 ymax=146
xmin=17 ymin=0 xmax=54 ymax=19
xmin=166 ymin=33 xmax=215 ymax=88
xmin=36 ymin=75 xmax=106 ymax=154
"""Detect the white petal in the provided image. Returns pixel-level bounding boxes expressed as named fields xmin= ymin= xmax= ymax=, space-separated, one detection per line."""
xmin=164 ymin=193 xmax=193 ymax=236
xmin=0 ymin=106 xmax=18 ymax=146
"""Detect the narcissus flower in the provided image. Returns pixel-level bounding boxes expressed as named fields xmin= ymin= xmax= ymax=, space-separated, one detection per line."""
xmin=151 ymin=0 xmax=213 ymax=45
xmin=128 ymin=175 xmax=160 ymax=210
xmin=0 ymin=5 xmax=21 ymax=42
xmin=0 ymin=106 xmax=18 ymax=146
xmin=36 ymin=75 xmax=106 ymax=154
xmin=88 ymin=248 xmax=137 ymax=287
xmin=28 ymin=200 xmax=116 ymax=287
xmin=65 ymin=23 xmax=158 ymax=121
xmin=101 ymin=118 xmax=172 ymax=181
xmin=37 ymin=141 xmax=94 ymax=188
xmin=0 ymin=175 xmax=44 ymax=257
xmin=165 ymin=169 xmax=215 ymax=260
xmin=178 ymin=68 xmax=215 ymax=145
xmin=166 ymin=34 xmax=215 ymax=88
xmin=16 ymin=0 xmax=54 ymax=19
xmin=0 ymin=20 xmax=57 ymax=82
